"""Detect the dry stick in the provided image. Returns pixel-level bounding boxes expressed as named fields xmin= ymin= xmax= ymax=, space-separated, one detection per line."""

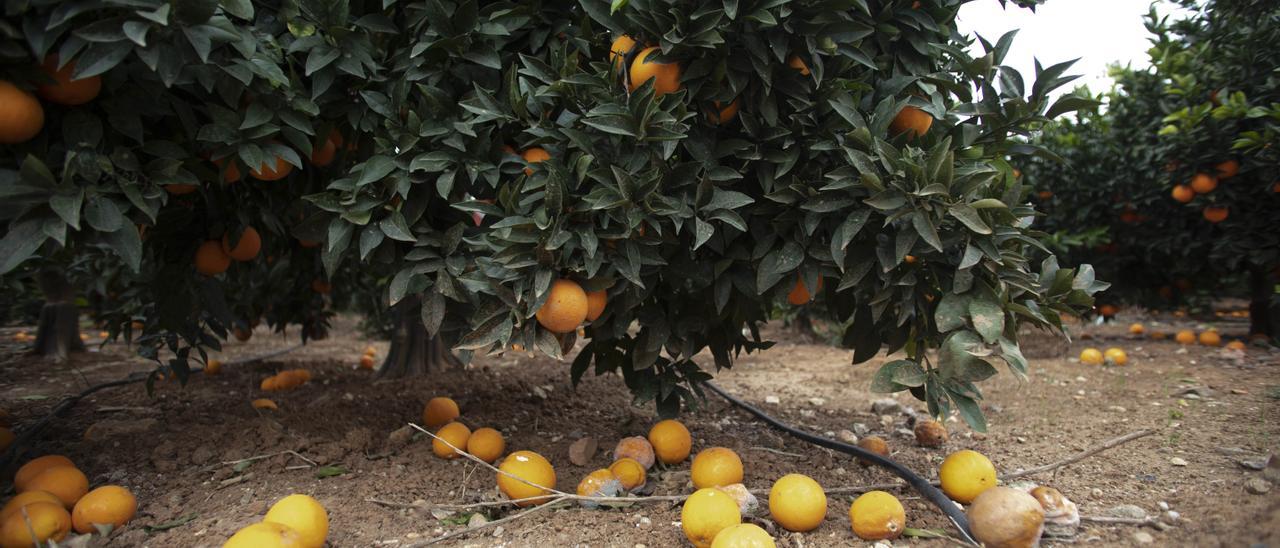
xmin=1081 ymin=516 xmax=1160 ymax=526
xmin=407 ymin=498 xmax=565 ymax=547
xmin=749 ymin=446 xmax=805 ymax=458
xmin=1001 ymin=429 xmax=1156 ymax=481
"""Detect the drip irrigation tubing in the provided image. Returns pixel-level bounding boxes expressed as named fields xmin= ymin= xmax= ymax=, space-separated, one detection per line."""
xmin=1 ymin=342 xmax=305 ymax=474
xmin=705 ymin=381 xmax=977 ymax=545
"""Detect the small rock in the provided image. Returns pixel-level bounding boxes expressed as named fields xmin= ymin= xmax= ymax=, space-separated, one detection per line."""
xmin=1239 ymin=458 xmax=1267 ymax=471
xmin=809 ymin=397 xmax=826 ymax=406
xmin=852 ymin=423 xmax=870 ymax=436
xmin=1157 ymin=501 xmax=1169 ymax=511
xmin=1170 ymin=457 xmax=1189 ymax=467
xmin=569 ymin=437 xmax=598 ymax=466
xmin=387 ymin=425 xmax=416 ymax=448
xmin=1108 ymin=505 xmax=1147 ymax=519
xmin=764 ymin=396 xmax=780 ymax=404
xmin=1174 ymin=386 xmax=1212 ymax=398
xmin=1075 ymin=376 xmax=1087 ymax=382
xmin=531 ymin=386 xmax=547 ymax=399
xmin=871 ymin=398 xmax=902 ymax=415
xmin=1132 ymin=531 xmax=1155 ymax=544
xmin=1230 ymin=388 xmax=1248 ymax=395
xmin=1245 ymin=478 xmax=1272 ymax=494
xmin=1108 ymin=406 xmax=1127 ymax=413
xmin=895 ymin=428 xmax=914 ymax=438
xmin=468 ymin=514 xmax=489 ymax=528
xmin=1091 ymin=488 xmax=1104 ymax=498
xmin=1165 ymin=511 xmax=1180 ymax=522
xmin=83 ymin=418 xmax=159 ymax=442
xmin=492 ymin=525 xmax=504 ymax=537
xmin=879 ymin=415 xmax=895 ymax=427
xmin=430 ymin=508 xmax=455 ymax=520
xmin=637 ymin=516 xmax=651 ymax=527
xmin=1264 ymin=455 xmax=1280 ymax=483
xmin=837 ymin=430 xmax=858 ymax=444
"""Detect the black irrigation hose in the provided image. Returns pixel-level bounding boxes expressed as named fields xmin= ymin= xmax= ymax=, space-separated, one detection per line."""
xmin=1 ymin=343 xmax=305 ymax=475
xmin=705 ymin=382 xmax=977 ymax=545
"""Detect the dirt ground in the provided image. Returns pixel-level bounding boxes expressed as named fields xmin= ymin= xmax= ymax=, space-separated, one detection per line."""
xmin=1 ymin=312 xmax=1277 ymax=547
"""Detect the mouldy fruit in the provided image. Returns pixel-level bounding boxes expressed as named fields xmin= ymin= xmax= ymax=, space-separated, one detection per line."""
xmin=913 ymin=419 xmax=948 ymax=448
xmin=609 ymin=458 xmax=647 ymax=492
xmin=613 ymin=436 xmax=656 ymax=469
xmin=718 ymin=483 xmax=759 ymax=516
xmin=1028 ymin=485 xmax=1079 ymax=538
xmin=967 ymin=487 xmax=1046 ymax=548
xmin=856 ymin=436 xmax=889 ymax=466
xmin=575 ymin=469 xmax=623 ymax=509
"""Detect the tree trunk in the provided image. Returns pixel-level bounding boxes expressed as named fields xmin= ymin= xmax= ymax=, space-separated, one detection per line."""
xmin=791 ymin=309 xmax=820 ymax=343
xmin=1248 ymin=267 xmax=1276 ymax=338
xmin=377 ymin=295 xmax=460 ymax=378
xmin=31 ymin=270 xmax=84 ymax=362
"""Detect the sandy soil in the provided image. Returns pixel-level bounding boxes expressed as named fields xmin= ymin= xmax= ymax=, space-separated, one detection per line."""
xmin=0 ymin=312 xmax=1277 ymax=547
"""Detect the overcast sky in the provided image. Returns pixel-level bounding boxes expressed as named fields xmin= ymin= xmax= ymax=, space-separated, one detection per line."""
xmin=955 ymin=0 xmax=1186 ymax=98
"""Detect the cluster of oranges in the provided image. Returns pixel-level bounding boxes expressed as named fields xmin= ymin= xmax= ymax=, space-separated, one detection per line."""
xmin=1079 ymin=346 xmax=1128 ymax=366
xmin=2 ymin=455 xmax=137 ymax=546
xmin=1169 ymin=159 xmax=1237 ymax=223
xmin=1130 ymin=323 xmax=1248 ymax=349
xmin=224 ymin=494 xmax=328 ymax=548
xmin=0 ymin=56 xmax=101 ymax=145
xmin=424 ymin=397 xmax=508 ymax=465
xmin=534 ymin=279 xmax=608 ymax=334
xmin=259 ymin=369 xmax=314 ymax=392
xmin=194 ymin=226 xmax=263 ymax=276
xmin=358 ymin=346 xmax=377 ymax=370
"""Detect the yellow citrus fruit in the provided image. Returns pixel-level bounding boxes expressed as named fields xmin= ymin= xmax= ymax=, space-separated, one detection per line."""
xmin=629 ymin=47 xmax=682 ymax=96
xmin=768 ymin=473 xmax=827 ymax=532
xmin=497 ymin=451 xmax=556 ymax=506
xmin=221 ymin=227 xmax=262 ymax=262
xmin=1215 ymin=159 xmax=1239 ymax=179
xmin=682 ymin=487 xmax=742 ymax=548
xmin=648 ymin=419 xmax=692 ymax=464
xmin=1175 ymin=330 xmax=1196 ymax=345
xmin=787 ymin=55 xmax=810 ymax=76
xmin=608 ymin=458 xmax=647 ymax=491
xmin=1198 ymin=330 xmax=1221 ymax=346
xmin=0 ymin=501 xmax=70 ymax=548
xmin=1226 ymin=340 xmax=1246 ymax=351
xmin=466 ymin=427 xmax=506 ymax=464
xmin=608 ymin=35 xmax=637 ymax=71
xmin=1104 ymin=347 xmax=1128 ymax=365
xmin=709 ymin=99 xmax=740 ymax=125
xmin=1171 ymin=184 xmax=1195 ymax=202
xmin=890 ymin=105 xmax=933 ymax=138
xmin=1128 ymin=323 xmax=1145 ymax=335
xmin=1078 ymin=348 xmax=1104 ymax=365
xmin=15 ymin=456 xmax=75 ymax=492
xmin=710 ymin=522 xmax=775 ymax=548
xmin=0 ymin=80 xmax=45 ymax=144
xmin=223 ymin=521 xmax=303 ymax=548
xmin=251 ymin=399 xmax=278 ymax=410
xmin=71 ymin=485 xmax=137 ymax=533
xmin=263 ymin=494 xmax=328 ymax=548
xmin=1 ymin=491 xmax=63 ymax=521
xmin=195 ymin=240 xmax=232 ymax=276
xmin=23 ymin=466 xmax=88 ymax=508
xmin=585 ymin=289 xmax=608 ymax=322
xmin=1190 ymin=172 xmax=1217 ymax=193
xmin=535 ymin=278 xmax=589 ymax=334
xmin=691 ymin=447 xmax=744 ymax=489
xmin=309 ymin=130 xmax=343 ymax=167
xmin=939 ymin=449 xmax=997 ymax=504
xmin=432 ymin=422 xmax=472 ymax=459
xmin=422 ymin=397 xmax=460 ymax=429
xmin=967 ymin=487 xmax=1045 ymax=548
xmin=521 ymin=146 xmax=550 ymax=176
xmin=849 ymin=490 xmax=906 ymax=540
xmin=37 ymin=56 xmax=101 ymax=106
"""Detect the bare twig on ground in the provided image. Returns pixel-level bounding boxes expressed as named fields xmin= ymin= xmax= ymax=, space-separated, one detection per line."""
xmin=1081 ymin=515 xmax=1161 ymax=526
xmin=749 ymin=446 xmax=805 ymax=458
xmin=408 ymin=499 xmax=565 ymax=547
xmin=1002 ymin=429 xmax=1156 ymax=480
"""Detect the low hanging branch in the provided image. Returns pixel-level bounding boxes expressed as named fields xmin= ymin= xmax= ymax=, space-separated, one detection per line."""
xmin=0 ymin=342 xmax=305 ymax=471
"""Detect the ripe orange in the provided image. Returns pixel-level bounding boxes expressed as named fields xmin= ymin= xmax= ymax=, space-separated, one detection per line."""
xmin=967 ymin=487 xmax=1045 ymax=548
xmin=311 ymin=279 xmax=332 ymax=294
xmin=214 ymin=157 xmax=243 ymax=183
xmin=682 ymin=487 xmax=742 ymax=548
xmin=585 ymin=289 xmax=608 ymax=322
xmin=521 ymin=146 xmax=551 ymax=176
xmin=710 ymin=523 xmax=775 ymax=548
xmin=165 ymin=183 xmax=199 ymax=195
xmin=1214 ymin=159 xmax=1239 ymax=179
xmin=23 ymin=466 xmax=88 ymax=508
xmin=423 ymin=397 xmax=460 ymax=428
xmin=709 ymin=99 xmax=740 ymax=125
xmin=0 ymin=501 xmax=70 ymax=547
xmin=310 ymin=130 xmax=343 ymax=167
xmin=1226 ymin=340 xmax=1246 ymax=351
xmin=263 ymin=494 xmax=328 ymax=548
xmin=37 ymin=56 xmax=101 ymax=106
xmin=938 ymin=449 xmax=997 ymax=504
xmin=205 ymin=359 xmax=222 ymax=375
xmin=890 ymin=106 xmax=933 ymax=138
xmin=849 ymin=490 xmax=906 ymax=540
xmin=787 ymin=276 xmax=822 ymax=305
xmin=1170 ymin=184 xmax=1195 ymax=202
xmin=221 ymin=227 xmax=262 ymax=261
xmin=691 ymin=447 xmax=744 ymax=489
xmin=1098 ymin=304 xmax=1119 ymax=317
xmin=613 ymin=436 xmax=656 ymax=469
xmin=1190 ymin=172 xmax=1217 ymax=193
xmin=1198 ymin=330 xmax=1221 ymax=347
xmin=609 ymin=35 xmax=637 ymax=71
xmin=536 ymin=278 xmax=589 ymax=334
xmin=629 ymin=47 xmax=682 ymax=96
xmin=194 ymin=240 xmax=231 ymax=276
xmin=1103 ymin=347 xmax=1128 ymax=365
xmin=1203 ymin=205 xmax=1228 ymax=223
xmin=1174 ymin=330 xmax=1196 ymax=345
xmin=608 ymin=458 xmax=647 ymax=491
xmin=856 ymin=436 xmax=889 ymax=466
xmin=0 ymin=80 xmax=45 ymax=144
xmin=1 ymin=491 xmax=63 ymax=521
xmin=466 ymin=427 xmax=506 ymax=463
xmin=359 ymin=355 xmax=375 ymax=370
xmin=250 ymin=153 xmax=294 ymax=181
xmin=14 ymin=456 xmax=75 ymax=492
xmin=234 ymin=326 xmax=252 ymax=342
xmin=497 ymin=450 xmax=557 ymax=506
xmin=648 ymin=419 xmax=692 ymax=464
xmin=1079 ymin=348 xmax=1103 ymax=365
xmin=768 ymin=473 xmax=827 ymax=532
xmin=787 ymin=55 xmax=811 ymax=76
xmin=251 ymin=398 xmax=278 ymax=410
xmin=224 ymin=521 xmax=303 ymax=547
xmin=71 ymin=485 xmax=136 ymax=534
xmin=1128 ymin=323 xmax=1145 ymax=335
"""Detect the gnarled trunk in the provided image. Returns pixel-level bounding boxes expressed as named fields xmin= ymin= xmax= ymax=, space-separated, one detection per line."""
xmin=377 ymin=295 xmax=460 ymax=378
xmin=1248 ymin=267 xmax=1277 ymax=339
xmin=31 ymin=270 xmax=84 ymax=362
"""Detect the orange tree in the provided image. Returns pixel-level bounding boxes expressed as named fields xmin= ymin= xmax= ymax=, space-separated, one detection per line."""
xmin=0 ymin=0 xmax=1102 ymax=427
xmin=1024 ymin=1 xmax=1280 ymax=337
